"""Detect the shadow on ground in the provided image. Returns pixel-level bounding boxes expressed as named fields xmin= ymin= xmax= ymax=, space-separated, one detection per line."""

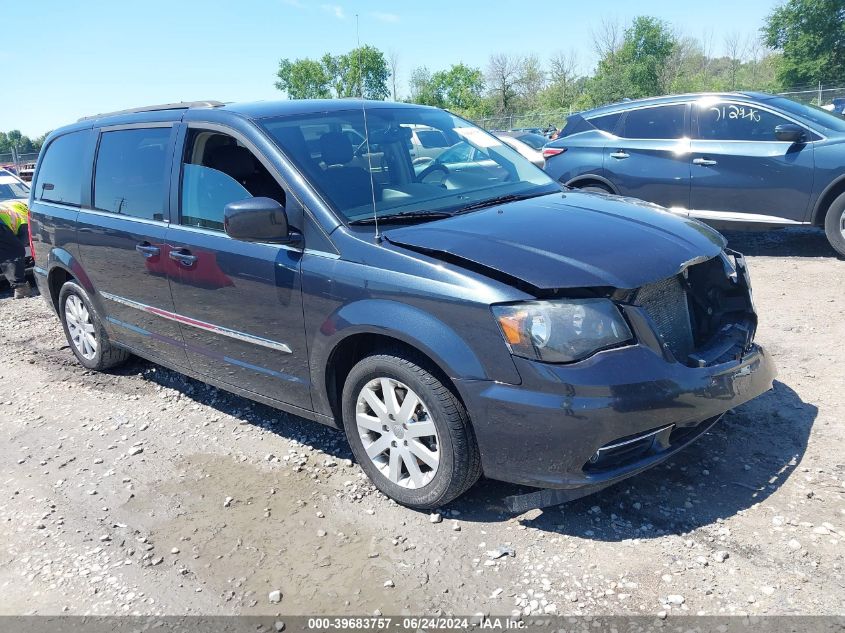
xmin=131 ymin=354 xmax=814 ymax=539
xmin=454 ymin=380 xmax=815 ymax=540
xmin=723 ymin=227 xmax=841 ymax=258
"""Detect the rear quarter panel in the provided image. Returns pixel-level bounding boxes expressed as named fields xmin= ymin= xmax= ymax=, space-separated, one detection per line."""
xmin=543 ymin=131 xmax=609 ymax=185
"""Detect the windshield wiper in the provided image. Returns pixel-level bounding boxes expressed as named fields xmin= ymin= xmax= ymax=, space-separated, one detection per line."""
xmin=452 ymin=190 xmax=554 ymax=215
xmin=348 ymin=211 xmax=453 ymax=226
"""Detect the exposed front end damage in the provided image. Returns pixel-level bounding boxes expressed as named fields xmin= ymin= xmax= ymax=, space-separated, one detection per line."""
xmin=451 ymin=249 xmax=775 ymax=512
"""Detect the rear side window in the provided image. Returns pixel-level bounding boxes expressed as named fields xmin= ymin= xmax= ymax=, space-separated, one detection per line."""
xmin=94 ymin=128 xmax=171 ymax=221
xmin=695 ymin=102 xmax=792 ymax=142
xmin=34 ymin=131 xmax=88 ymax=206
xmin=589 ymin=112 xmax=622 ymax=134
xmin=621 ymin=105 xmax=686 ymax=139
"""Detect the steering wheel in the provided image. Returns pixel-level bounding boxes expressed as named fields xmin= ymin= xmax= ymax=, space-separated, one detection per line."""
xmin=417 ymin=161 xmax=450 ymax=183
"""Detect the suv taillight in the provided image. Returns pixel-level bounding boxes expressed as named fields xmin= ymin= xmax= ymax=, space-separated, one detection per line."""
xmin=542 ymin=147 xmax=566 ymax=159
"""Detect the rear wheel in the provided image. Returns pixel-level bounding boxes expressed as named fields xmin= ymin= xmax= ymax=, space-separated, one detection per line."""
xmin=824 ymin=192 xmax=845 ymax=257
xmin=341 ymin=351 xmax=481 ymax=509
xmin=59 ymin=281 xmax=130 ymax=371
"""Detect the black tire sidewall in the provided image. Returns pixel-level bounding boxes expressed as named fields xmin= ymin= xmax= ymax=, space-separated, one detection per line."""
xmin=342 ymin=355 xmax=461 ymax=509
xmin=824 ymin=194 xmax=845 ymax=258
xmin=58 ymin=281 xmax=109 ymax=370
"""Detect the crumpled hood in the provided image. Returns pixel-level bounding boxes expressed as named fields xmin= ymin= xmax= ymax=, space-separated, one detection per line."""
xmin=383 ymin=191 xmax=726 ymax=290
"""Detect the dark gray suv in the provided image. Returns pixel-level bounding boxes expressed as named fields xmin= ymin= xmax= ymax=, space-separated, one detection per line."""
xmin=543 ymin=92 xmax=845 ymax=256
xmin=28 ymin=99 xmax=775 ymax=510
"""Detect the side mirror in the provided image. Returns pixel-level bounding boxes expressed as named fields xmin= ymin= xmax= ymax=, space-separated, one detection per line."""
xmin=223 ymin=197 xmax=297 ymax=243
xmin=775 ymin=123 xmax=806 ymax=144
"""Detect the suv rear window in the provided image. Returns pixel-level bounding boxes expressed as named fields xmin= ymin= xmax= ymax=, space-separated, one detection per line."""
xmin=558 ymin=114 xmax=592 ymax=138
xmin=93 ymin=128 xmax=171 ymax=221
xmin=620 ymin=105 xmax=686 ymax=139
xmin=415 ymin=130 xmax=450 ymax=148
xmin=34 ymin=131 xmax=88 ymax=206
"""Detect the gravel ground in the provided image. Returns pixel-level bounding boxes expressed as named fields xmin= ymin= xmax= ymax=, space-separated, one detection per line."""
xmin=0 ymin=227 xmax=843 ymax=618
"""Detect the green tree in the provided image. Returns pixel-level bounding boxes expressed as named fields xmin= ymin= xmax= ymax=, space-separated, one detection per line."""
xmin=275 ymin=58 xmax=331 ymax=99
xmin=408 ymin=66 xmax=441 ymax=106
xmin=275 ymin=46 xmax=389 ymax=101
xmin=587 ymin=16 xmax=676 ymax=105
xmin=407 ymin=63 xmax=485 ymax=114
xmin=432 ymin=64 xmax=486 ymax=111
xmin=763 ymin=0 xmax=845 ymax=87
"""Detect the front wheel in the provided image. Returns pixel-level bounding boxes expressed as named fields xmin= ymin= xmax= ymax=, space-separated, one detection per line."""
xmin=341 ymin=352 xmax=481 ymax=509
xmin=59 ymin=281 xmax=130 ymax=371
xmin=824 ymin=192 xmax=845 ymax=257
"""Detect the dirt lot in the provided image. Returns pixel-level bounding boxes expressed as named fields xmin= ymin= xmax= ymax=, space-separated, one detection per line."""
xmin=0 ymin=228 xmax=843 ymax=618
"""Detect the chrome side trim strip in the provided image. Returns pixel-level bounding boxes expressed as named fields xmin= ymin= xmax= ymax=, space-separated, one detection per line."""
xmin=100 ymin=292 xmax=292 ymax=354
xmin=597 ymin=425 xmax=674 ymax=454
xmin=668 ymin=208 xmax=808 ymax=225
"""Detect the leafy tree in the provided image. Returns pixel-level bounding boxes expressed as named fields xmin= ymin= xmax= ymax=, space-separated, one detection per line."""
xmin=432 ymin=64 xmax=486 ymax=111
xmin=0 ymin=130 xmax=37 ymax=154
xmin=408 ymin=66 xmax=440 ymax=106
xmin=275 ymin=58 xmax=331 ymax=99
xmin=586 ymin=16 xmax=676 ymax=105
xmin=516 ymin=55 xmax=546 ymax=110
xmin=408 ymin=63 xmax=486 ymax=114
xmin=763 ymin=0 xmax=845 ymax=87
xmin=275 ymin=46 xmax=389 ymax=101
xmin=486 ymin=53 xmax=521 ymax=114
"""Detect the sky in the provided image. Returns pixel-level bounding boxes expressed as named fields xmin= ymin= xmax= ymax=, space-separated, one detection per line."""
xmin=4 ymin=0 xmax=781 ymax=137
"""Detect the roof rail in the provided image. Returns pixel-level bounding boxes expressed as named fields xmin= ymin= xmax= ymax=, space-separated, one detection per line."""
xmin=77 ymin=101 xmax=225 ymax=122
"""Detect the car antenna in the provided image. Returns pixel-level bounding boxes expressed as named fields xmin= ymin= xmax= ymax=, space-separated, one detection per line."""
xmin=356 ymin=13 xmax=381 ymax=242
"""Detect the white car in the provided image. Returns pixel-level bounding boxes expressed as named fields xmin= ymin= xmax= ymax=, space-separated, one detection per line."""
xmin=493 ymin=131 xmax=546 ymax=168
xmin=0 ymin=169 xmax=30 ymax=204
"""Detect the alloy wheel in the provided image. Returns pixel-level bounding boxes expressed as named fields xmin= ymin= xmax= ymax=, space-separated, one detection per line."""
xmin=65 ymin=295 xmax=98 ymax=360
xmin=355 ymin=377 xmax=440 ymax=489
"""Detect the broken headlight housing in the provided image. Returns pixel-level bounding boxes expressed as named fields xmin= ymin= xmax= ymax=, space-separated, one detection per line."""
xmin=492 ymin=299 xmax=633 ymax=363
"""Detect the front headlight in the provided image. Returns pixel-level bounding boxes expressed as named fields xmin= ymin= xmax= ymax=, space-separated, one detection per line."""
xmin=492 ymin=299 xmax=633 ymax=363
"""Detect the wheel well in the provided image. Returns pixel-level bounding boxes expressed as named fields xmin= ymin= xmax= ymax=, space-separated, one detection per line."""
xmin=814 ymin=179 xmax=845 ymax=226
xmin=47 ymin=267 xmax=74 ymax=312
xmin=567 ymin=177 xmax=614 ymax=193
xmin=325 ymin=333 xmax=464 ymax=423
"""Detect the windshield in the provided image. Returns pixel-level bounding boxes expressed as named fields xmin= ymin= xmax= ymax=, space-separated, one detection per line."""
xmin=0 ymin=181 xmax=30 ymax=201
xmin=765 ymin=96 xmax=845 ymax=133
xmin=260 ymin=106 xmax=557 ymax=224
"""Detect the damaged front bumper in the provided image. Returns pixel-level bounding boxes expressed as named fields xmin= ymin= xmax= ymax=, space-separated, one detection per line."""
xmin=455 ymin=341 xmax=776 ymax=511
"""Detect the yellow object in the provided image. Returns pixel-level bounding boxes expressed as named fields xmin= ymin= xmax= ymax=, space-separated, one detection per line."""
xmin=0 ymin=201 xmax=28 ymax=235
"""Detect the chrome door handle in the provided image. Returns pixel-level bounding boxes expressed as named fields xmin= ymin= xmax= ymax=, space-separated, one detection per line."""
xmin=609 ymin=151 xmax=629 ymax=159
xmin=693 ymin=158 xmax=718 ymax=166
xmin=169 ymin=249 xmax=198 ymax=267
xmin=135 ymin=243 xmax=160 ymax=258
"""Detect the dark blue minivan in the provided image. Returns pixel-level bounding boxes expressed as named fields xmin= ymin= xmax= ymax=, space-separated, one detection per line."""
xmin=29 ymin=99 xmax=775 ymax=509
xmin=543 ymin=92 xmax=845 ymax=256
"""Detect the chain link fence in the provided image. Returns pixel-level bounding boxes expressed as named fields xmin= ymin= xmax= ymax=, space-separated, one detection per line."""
xmin=0 ymin=151 xmax=40 ymax=182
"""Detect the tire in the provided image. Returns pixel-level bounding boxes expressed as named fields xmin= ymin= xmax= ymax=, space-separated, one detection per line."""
xmin=823 ymin=192 xmax=845 ymax=257
xmin=578 ymin=183 xmax=613 ymax=194
xmin=341 ymin=351 xmax=481 ymax=510
xmin=58 ymin=281 xmax=130 ymax=371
